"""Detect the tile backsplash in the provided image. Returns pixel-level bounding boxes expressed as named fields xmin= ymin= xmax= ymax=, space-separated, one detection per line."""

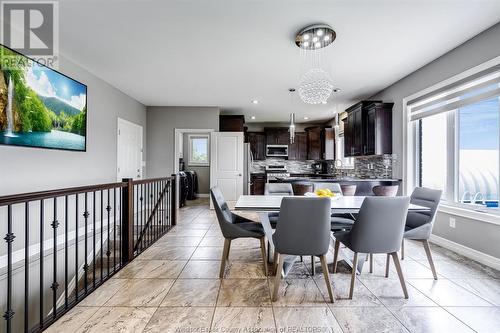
xmin=251 ymin=158 xmax=315 ymax=174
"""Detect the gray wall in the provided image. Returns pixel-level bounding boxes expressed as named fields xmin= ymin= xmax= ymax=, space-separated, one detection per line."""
xmin=182 ymin=132 xmax=211 ymax=194
xmin=146 ymin=106 xmax=219 ymax=177
xmin=0 ymin=56 xmax=147 ymax=196
xmin=371 ymin=22 xmax=500 ymax=259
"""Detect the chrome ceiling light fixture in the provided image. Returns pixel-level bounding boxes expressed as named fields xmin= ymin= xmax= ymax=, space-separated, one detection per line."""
xmin=296 ymin=24 xmax=336 ymax=105
xmin=288 ymin=88 xmax=296 ymax=144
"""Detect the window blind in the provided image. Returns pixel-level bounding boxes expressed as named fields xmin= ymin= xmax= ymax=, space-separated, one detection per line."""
xmin=408 ymin=65 xmax=500 ymax=121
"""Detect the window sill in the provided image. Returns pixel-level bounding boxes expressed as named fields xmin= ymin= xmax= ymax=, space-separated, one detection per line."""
xmin=439 ymin=204 xmax=500 ymax=226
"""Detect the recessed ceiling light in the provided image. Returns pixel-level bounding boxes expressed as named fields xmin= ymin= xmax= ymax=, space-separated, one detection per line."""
xmin=251 ymin=100 xmax=259 ymax=104
xmin=304 ymin=117 xmax=309 ymax=120
xmin=251 ymin=116 xmax=256 ymax=120
xmin=332 ymin=88 xmax=341 ymax=93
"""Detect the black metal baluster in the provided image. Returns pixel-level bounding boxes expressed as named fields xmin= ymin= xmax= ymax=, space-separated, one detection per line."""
xmin=135 ymin=185 xmax=138 ymax=254
xmin=24 ymin=202 xmax=29 ymax=333
xmin=113 ymin=188 xmax=117 ymax=271
xmin=4 ymin=205 xmax=15 ymax=333
xmin=75 ymin=195 xmax=79 ymax=302
xmin=83 ymin=193 xmax=89 ymax=294
xmin=106 ymin=189 xmax=111 ymax=277
xmin=64 ymin=196 xmax=68 ymax=309
xmin=51 ymin=197 xmax=59 ymax=320
xmin=39 ymin=199 xmax=44 ymax=329
xmin=140 ymin=184 xmax=144 ymax=251
xmin=100 ymin=190 xmax=103 ymax=281
xmin=148 ymin=183 xmax=151 ymax=246
xmin=92 ymin=192 xmax=96 ymax=288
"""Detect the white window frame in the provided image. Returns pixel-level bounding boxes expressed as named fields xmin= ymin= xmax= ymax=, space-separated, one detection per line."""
xmin=188 ymin=134 xmax=210 ymax=166
xmin=403 ymin=55 xmax=500 ymax=225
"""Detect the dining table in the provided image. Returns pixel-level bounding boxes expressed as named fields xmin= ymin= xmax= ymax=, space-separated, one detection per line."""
xmin=234 ymin=195 xmax=430 ymax=276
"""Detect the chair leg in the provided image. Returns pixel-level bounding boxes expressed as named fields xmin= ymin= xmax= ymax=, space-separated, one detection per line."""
xmin=311 ymin=256 xmax=316 ymax=275
xmin=219 ymin=239 xmax=231 ymax=278
xmin=320 ymin=255 xmax=334 ymax=303
xmin=259 ymin=237 xmax=268 ymax=276
xmin=349 ymin=252 xmax=358 ymax=299
xmin=385 ymin=253 xmax=390 ymax=278
xmin=332 ymin=239 xmax=340 ymax=274
xmin=391 ymin=252 xmax=409 ymax=299
xmin=422 ymin=240 xmax=438 ymax=280
xmin=272 ymin=253 xmax=284 ymax=301
xmin=369 ymin=254 xmax=374 ymax=273
xmin=401 ymin=239 xmax=405 ymax=260
xmin=273 ymin=251 xmax=279 ymax=275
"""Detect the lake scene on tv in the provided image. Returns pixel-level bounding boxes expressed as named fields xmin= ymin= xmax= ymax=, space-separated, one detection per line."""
xmin=0 ymin=45 xmax=87 ymax=151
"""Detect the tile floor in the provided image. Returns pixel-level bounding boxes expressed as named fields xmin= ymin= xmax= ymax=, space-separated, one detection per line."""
xmin=49 ymin=198 xmax=500 ymax=333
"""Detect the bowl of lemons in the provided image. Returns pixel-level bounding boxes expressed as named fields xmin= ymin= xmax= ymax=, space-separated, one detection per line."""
xmin=315 ymin=188 xmax=336 ymax=197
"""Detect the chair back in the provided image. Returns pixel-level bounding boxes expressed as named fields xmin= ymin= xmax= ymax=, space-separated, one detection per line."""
xmin=313 ymin=182 xmax=343 ymax=195
xmin=406 ymin=187 xmax=442 ymax=239
xmin=348 ymin=196 xmax=410 ymax=253
xmin=273 ymin=197 xmax=331 ymax=256
xmin=210 ymin=187 xmax=236 ymax=238
xmin=372 ymin=185 xmax=399 ymax=197
xmin=340 ymin=184 xmax=357 ymax=196
xmin=265 ymin=183 xmax=294 ymax=196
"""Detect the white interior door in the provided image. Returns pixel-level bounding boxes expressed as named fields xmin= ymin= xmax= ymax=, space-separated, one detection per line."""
xmin=210 ymin=132 xmax=244 ymax=208
xmin=117 ymin=118 xmax=143 ymax=181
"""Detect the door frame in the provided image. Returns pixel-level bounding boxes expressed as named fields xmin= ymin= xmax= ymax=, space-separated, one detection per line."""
xmin=173 ymin=128 xmax=215 ymax=206
xmin=117 ymin=117 xmax=144 ymax=181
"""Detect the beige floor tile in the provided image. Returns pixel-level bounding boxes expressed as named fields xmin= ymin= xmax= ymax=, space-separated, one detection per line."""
xmin=114 ymin=259 xmax=186 ymax=279
xmin=138 ymin=246 xmax=196 ymax=260
xmin=211 ymin=307 xmax=276 ymax=333
xmin=78 ymin=306 xmax=156 ymax=333
xmin=445 ymin=307 xmax=500 ymax=333
xmin=408 ymin=279 xmax=493 ymax=306
xmin=199 ymin=236 xmax=225 ymax=247
xmin=314 ymin=275 xmax=382 ymax=307
xmin=191 ymin=246 xmax=224 ymax=260
xmin=79 ymin=278 xmax=129 ymax=306
xmin=167 ymin=228 xmax=208 ymax=237
xmin=161 ymin=279 xmax=220 ymax=306
xmin=45 ymin=306 xmax=99 ymax=333
xmin=273 ymin=307 xmax=342 ymax=333
xmin=225 ymin=261 xmax=267 ymax=278
xmin=143 ymin=306 xmax=214 ymax=333
xmin=330 ymin=306 xmax=409 ymax=333
xmin=218 ymin=279 xmax=271 ymax=306
xmin=390 ymin=306 xmax=474 ymax=333
xmin=105 ymin=278 xmax=174 ymax=306
xmin=450 ymin=278 xmax=500 ymax=306
xmin=155 ymin=236 xmax=202 ymax=247
xmin=179 ymin=260 xmax=221 ymax=278
xmin=272 ymin=278 xmax=327 ymax=307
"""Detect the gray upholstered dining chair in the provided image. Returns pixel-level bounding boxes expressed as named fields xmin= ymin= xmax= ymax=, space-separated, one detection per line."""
xmin=272 ymin=197 xmax=334 ymax=303
xmin=313 ymin=182 xmax=355 ymax=232
xmin=264 ymin=183 xmax=294 ymax=229
xmin=373 ymin=185 xmax=399 ymax=197
xmin=388 ymin=187 xmax=442 ymax=280
xmin=332 ymin=196 xmax=411 ymax=299
xmin=210 ymin=187 xmax=268 ymax=278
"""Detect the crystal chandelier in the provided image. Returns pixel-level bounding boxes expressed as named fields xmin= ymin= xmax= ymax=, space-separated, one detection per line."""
xmin=296 ymin=24 xmax=336 ymax=105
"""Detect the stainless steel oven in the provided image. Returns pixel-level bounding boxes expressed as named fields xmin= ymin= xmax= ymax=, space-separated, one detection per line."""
xmin=265 ymin=165 xmax=290 ymax=183
xmin=266 ymin=145 xmax=288 ymax=157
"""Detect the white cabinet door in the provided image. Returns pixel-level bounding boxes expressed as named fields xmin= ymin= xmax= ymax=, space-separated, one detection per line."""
xmin=210 ymin=132 xmax=244 ymax=208
xmin=117 ymin=118 xmax=143 ymax=181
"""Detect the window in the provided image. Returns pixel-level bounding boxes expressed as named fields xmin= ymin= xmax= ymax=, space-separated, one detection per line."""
xmin=409 ymin=68 xmax=500 ymax=210
xmin=188 ymin=134 xmax=210 ymax=166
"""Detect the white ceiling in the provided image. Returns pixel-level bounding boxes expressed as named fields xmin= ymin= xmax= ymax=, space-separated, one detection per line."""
xmin=59 ymin=0 xmax=500 ymax=123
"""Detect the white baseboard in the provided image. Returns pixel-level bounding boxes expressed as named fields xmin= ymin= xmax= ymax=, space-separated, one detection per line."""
xmin=429 ymin=234 xmax=500 ymax=271
xmin=196 ymin=193 xmax=209 ymax=198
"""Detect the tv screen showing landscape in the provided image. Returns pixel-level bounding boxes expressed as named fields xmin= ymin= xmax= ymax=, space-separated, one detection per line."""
xmin=0 ymin=44 xmax=87 ymax=151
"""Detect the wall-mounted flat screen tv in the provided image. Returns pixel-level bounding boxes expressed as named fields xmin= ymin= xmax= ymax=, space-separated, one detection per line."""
xmin=0 ymin=44 xmax=87 ymax=151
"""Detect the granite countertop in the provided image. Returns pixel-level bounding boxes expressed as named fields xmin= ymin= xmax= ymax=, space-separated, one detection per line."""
xmin=277 ymin=176 xmax=402 ymax=182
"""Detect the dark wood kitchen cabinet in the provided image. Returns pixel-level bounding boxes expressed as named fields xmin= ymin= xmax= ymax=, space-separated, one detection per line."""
xmin=305 ymin=126 xmax=324 ymax=160
xmin=219 ymin=115 xmax=245 ymax=132
xmin=250 ymin=174 xmax=265 ymax=195
xmin=288 ymin=132 xmax=307 ymax=160
xmin=265 ymin=128 xmax=289 ymax=145
xmin=245 ymin=132 xmax=266 ymax=160
xmin=343 ymin=101 xmax=393 ymax=157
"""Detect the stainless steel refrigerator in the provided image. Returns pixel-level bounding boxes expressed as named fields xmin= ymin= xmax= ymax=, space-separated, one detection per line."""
xmin=243 ymin=143 xmax=253 ymax=194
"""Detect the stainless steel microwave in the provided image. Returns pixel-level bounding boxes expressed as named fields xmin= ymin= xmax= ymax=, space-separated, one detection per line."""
xmin=266 ymin=145 xmax=288 ymax=157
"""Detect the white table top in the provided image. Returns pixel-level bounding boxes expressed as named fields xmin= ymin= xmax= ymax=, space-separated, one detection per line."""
xmin=235 ymin=195 xmax=429 ymax=212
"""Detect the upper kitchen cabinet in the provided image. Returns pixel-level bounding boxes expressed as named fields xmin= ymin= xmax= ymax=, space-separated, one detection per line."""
xmin=343 ymin=101 xmax=393 ymax=157
xmin=364 ymin=102 xmax=393 ymax=155
xmin=265 ymin=127 xmax=290 ymax=145
xmin=219 ymin=115 xmax=245 ymax=131
xmin=305 ymin=126 xmax=334 ymax=160
xmin=288 ymin=132 xmax=307 ymax=160
xmin=245 ymin=132 xmax=266 ymax=160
